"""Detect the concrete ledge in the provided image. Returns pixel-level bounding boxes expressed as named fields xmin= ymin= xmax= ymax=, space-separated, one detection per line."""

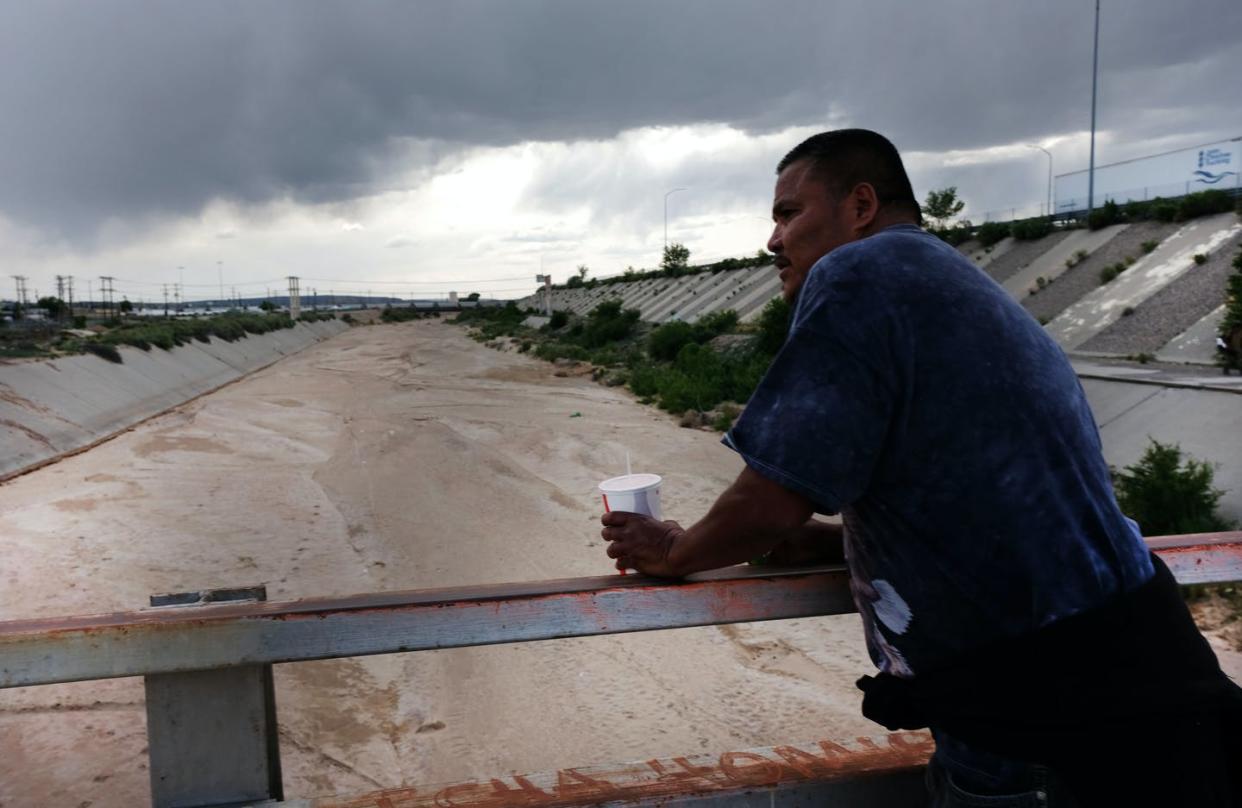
xmin=0 ymin=320 xmax=348 ymax=480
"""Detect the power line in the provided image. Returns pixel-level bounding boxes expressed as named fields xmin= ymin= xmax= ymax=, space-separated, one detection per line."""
xmin=300 ymin=275 xmax=532 ymax=285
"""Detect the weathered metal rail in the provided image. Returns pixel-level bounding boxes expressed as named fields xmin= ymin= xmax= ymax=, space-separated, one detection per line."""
xmin=1 ymin=531 xmax=1239 ymax=807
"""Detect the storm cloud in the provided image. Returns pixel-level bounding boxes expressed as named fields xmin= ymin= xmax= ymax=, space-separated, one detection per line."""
xmin=3 ymin=0 xmax=1240 ymax=244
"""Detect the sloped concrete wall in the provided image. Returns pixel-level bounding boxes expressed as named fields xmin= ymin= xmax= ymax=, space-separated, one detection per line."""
xmin=1047 ymin=213 xmax=1241 ymax=349
xmin=0 ymin=320 xmax=348 ymax=479
xmin=1084 ymin=377 xmax=1242 ymax=523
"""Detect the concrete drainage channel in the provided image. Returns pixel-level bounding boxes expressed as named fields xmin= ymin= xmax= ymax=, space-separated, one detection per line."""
xmin=0 ymin=319 xmax=350 ymax=480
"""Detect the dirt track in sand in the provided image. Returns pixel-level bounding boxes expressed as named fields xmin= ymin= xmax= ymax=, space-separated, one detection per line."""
xmin=0 ymin=320 xmax=880 ymax=806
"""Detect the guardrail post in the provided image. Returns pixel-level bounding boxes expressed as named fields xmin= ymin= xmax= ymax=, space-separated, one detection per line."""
xmin=143 ymin=586 xmax=282 ymax=808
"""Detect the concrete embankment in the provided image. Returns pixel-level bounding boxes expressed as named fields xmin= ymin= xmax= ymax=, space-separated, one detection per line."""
xmin=0 ymin=319 xmax=349 ymax=479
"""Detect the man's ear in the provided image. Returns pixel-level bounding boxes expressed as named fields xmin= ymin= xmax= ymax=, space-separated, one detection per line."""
xmin=849 ymin=183 xmax=880 ymax=233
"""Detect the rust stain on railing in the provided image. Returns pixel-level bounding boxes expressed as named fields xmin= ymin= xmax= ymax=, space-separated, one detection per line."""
xmin=313 ymin=732 xmax=933 ymax=808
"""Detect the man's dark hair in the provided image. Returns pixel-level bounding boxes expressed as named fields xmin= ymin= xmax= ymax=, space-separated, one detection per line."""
xmin=777 ymin=129 xmax=922 ymax=222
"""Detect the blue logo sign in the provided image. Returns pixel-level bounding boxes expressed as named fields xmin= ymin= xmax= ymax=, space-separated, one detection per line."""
xmin=1198 ymin=148 xmax=1232 ymax=168
xmin=1192 ymin=169 xmax=1238 ymax=185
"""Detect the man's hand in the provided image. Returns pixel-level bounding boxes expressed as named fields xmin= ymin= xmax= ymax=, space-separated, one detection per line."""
xmin=598 ymin=466 xmax=818 ymax=578
xmin=601 ymin=512 xmax=686 ymax=577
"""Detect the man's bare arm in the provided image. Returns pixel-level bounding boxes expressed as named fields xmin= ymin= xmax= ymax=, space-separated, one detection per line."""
xmin=601 ymin=465 xmax=842 ymax=576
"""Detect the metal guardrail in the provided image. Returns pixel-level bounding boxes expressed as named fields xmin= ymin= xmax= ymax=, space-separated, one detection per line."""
xmin=2 ymin=532 xmax=1240 ymax=807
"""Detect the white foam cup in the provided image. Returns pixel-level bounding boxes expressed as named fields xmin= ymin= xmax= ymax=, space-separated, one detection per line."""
xmin=598 ymin=473 xmax=663 ymax=520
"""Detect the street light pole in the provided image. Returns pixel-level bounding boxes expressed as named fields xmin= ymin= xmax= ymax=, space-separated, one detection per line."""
xmin=663 ymin=187 xmax=687 ymax=257
xmin=1087 ymin=0 xmax=1100 ymax=218
xmin=1028 ymin=145 xmax=1053 ymax=217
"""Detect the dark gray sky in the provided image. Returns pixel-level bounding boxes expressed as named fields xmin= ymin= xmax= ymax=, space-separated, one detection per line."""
xmin=3 ymin=1 xmax=1240 ymax=299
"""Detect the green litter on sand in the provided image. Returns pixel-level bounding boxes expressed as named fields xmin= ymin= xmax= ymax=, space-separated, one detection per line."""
xmin=569 ymin=411 xmax=582 ymax=417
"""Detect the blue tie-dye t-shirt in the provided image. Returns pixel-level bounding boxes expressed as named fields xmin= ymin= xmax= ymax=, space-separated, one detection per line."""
xmin=725 ymin=223 xmax=1153 ymax=678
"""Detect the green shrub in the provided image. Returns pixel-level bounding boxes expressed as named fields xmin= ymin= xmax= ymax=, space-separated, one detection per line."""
xmin=711 ymin=403 xmax=741 ymax=432
xmin=84 ymin=342 xmax=123 ymax=363
xmin=534 ymin=342 xmax=590 ymax=362
xmin=1141 ymin=240 xmax=1159 ymax=254
xmin=647 ymin=344 xmax=769 ymax=414
xmin=579 ymin=300 xmax=641 ymax=348
xmin=1112 ymin=439 xmax=1234 ymax=535
xmin=695 ymin=309 xmax=739 ymax=339
xmin=930 ymin=224 xmax=972 ymax=246
xmin=975 ymin=221 xmax=1010 ymax=248
xmin=1122 ymin=306 xmax=1135 ymax=317
xmin=1218 ymin=251 xmax=1242 ymax=370
xmin=549 ymin=310 xmax=569 ymax=330
xmin=1100 ymin=266 xmax=1120 ymax=284
xmin=1123 ymin=199 xmax=1153 ymax=221
xmin=648 ymin=321 xmax=697 ymax=361
xmin=1152 ymin=200 xmax=1178 ymax=222
xmin=1088 ymin=200 xmax=1120 ymax=230
xmin=381 ymin=306 xmax=422 ymax=323
xmin=1176 ymin=190 xmax=1233 ymax=221
xmin=755 ymin=297 xmax=791 ymax=357
xmin=1193 ymin=253 xmax=1208 ymax=265
xmin=1010 ymin=217 xmax=1053 ymax=241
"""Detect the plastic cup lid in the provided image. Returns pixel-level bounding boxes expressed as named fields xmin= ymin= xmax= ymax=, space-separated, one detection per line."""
xmin=598 ymin=473 xmax=662 ymax=493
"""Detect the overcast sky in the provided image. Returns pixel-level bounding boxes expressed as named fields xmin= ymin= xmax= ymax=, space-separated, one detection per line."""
xmin=3 ymin=0 xmax=1240 ymax=303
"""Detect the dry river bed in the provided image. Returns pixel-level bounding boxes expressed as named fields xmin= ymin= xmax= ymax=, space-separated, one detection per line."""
xmin=0 ymin=320 xmax=884 ymax=806
xmin=2 ymin=319 xmax=1238 ymax=806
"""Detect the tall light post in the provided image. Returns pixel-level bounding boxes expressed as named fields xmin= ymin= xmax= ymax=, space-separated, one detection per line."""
xmin=217 ymin=261 xmax=224 ymax=309
xmin=1087 ymin=0 xmax=1100 ymax=218
xmin=1027 ymin=145 xmax=1053 ymax=217
xmin=663 ymin=187 xmax=687 ymax=256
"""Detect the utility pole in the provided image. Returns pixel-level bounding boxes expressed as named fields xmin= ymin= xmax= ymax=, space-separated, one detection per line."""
xmin=66 ymin=277 xmax=74 ymax=316
xmin=312 ymin=288 xmax=318 ymax=311
xmin=664 ymin=187 xmax=687 ymax=257
xmin=534 ymin=274 xmax=552 ymax=316
xmin=1087 ymin=0 xmax=1100 ymax=218
xmin=163 ymin=284 xmax=170 ymax=317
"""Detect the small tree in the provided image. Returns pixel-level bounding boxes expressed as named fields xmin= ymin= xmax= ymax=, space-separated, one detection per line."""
xmin=1112 ymin=439 xmax=1233 ymax=535
xmin=922 ymin=187 xmax=965 ymax=230
xmin=37 ymin=296 xmax=69 ymax=320
xmin=259 ymin=300 xmax=277 ymax=312
xmin=755 ymin=296 xmax=791 ymax=357
xmin=1217 ymin=251 xmax=1242 ymax=372
xmin=465 ymin=292 xmax=480 ymax=302
xmin=662 ymin=243 xmax=690 ymax=277
xmin=119 ymin=298 xmax=133 ymax=314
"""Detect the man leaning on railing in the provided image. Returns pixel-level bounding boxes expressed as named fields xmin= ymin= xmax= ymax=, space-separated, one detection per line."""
xmin=601 ymin=129 xmax=1242 ymax=807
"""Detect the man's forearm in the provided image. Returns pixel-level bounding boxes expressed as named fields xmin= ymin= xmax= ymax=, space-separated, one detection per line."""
xmin=666 ymin=466 xmax=815 ymax=575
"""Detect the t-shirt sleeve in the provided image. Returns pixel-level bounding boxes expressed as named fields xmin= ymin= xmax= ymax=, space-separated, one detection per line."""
xmin=724 ymin=296 xmax=896 ymax=514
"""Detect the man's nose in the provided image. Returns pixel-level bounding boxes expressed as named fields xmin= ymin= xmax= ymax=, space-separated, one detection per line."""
xmin=766 ymin=225 xmax=781 ymax=254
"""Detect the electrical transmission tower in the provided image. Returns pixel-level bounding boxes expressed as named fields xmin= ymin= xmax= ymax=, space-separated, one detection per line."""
xmin=11 ymin=276 xmax=29 ymax=307
xmin=287 ymin=276 xmax=301 ymax=319
xmin=99 ymin=276 xmax=115 ymax=319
